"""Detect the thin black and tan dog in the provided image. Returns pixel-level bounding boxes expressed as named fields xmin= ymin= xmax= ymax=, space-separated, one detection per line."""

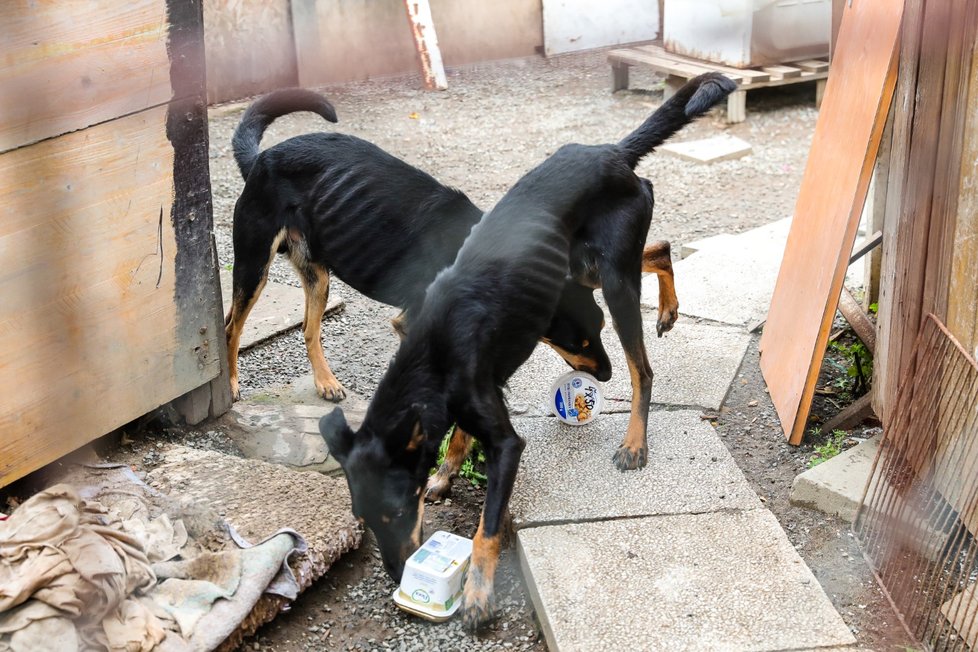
xmin=320 ymin=73 xmax=736 ymax=631
xmin=224 ymin=90 xmax=679 ymax=401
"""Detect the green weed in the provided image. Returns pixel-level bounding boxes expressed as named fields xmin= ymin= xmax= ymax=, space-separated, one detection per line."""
xmin=828 ymin=339 xmax=873 ymax=397
xmin=807 ymin=428 xmax=849 ymax=468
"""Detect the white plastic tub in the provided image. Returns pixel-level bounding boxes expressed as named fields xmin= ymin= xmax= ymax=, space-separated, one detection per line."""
xmin=393 ymin=531 xmax=473 ymax=622
xmin=550 ymin=371 xmax=604 ymax=426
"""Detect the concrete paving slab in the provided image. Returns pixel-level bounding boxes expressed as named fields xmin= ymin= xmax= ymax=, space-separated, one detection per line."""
xmin=680 ymin=232 xmax=736 ymax=259
xmin=219 ymin=269 xmax=344 ymax=350
xmin=221 ymin=393 xmax=369 ymax=474
xmin=506 ymin=320 xmax=749 ymax=415
xmin=509 ymin=411 xmax=760 ymax=525
xmin=660 ymin=134 xmax=753 ymax=164
xmin=643 ymin=221 xmax=790 ymax=326
xmin=517 ymin=510 xmax=856 ymax=652
xmin=790 ymin=434 xmax=879 ymax=522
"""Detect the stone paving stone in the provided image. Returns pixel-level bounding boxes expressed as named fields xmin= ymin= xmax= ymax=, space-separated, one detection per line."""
xmin=506 ymin=320 xmax=750 ymax=415
xmin=219 ymin=269 xmax=343 ymax=349
xmin=221 ymin=393 xmax=368 ymax=474
xmin=644 ymin=219 xmax=791 ymax=326
xmin=517 ymin=510 xmax=856 ymax=652
xmin=660 ymin=134 xmax=753 ymax=164
xmin=509 ymin=411 xmax=760 ymax=526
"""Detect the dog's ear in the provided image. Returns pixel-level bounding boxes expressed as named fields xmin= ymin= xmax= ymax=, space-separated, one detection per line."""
xmin=407 ymin=401 xmax=447 ymax=452
xmin=319 ymin=408 xmax=354 ymax=464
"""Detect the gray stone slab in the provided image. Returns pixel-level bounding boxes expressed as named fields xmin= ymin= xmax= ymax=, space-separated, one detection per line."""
xmin=506 ymin=320 xmax=749 ymax=415
xmin=680 ymin=232 xmax=735 ymax=259
xmin=643 ymin=219 xmax=791 ymax=326
xmin=221 ymin=395 xmax=368 ymax=474
xmin=219 ymin=269 xmax=344 ymax=350
xmin=517 ymin=511 xmax=856 ymax=652
xmin=509 ymin=411 xmax=760 ymax=526
xmin=790 ymin=434 xmax=879 ymax=522
xmin=660 ymin=134 xmax=753 ymax=164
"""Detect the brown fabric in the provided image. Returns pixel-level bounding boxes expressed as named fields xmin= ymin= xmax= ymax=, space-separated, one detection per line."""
xmin=0 ymin=477 xmax=305 ymax=652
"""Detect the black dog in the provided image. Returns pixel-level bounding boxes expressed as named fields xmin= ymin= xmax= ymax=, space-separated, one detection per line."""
xmin=225 ymin=91 xmax=678 ymax=401
xmin=320 ymin=73 xmax=736 ymax=631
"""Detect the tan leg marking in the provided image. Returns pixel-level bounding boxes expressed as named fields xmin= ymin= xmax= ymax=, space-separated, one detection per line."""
xmin=426 ymin=427 xmax=473 ymax=501
xmin=391 ymin=311 xmax=408 ymax=340
xmin=300 ymin=264 xmax=346 ymax=401
xmin=642 ymin=240 xmax=679 ymax=336
xmin=225 ymin=229 xmax=286 ymax=401
xmin=462 ymin=515 xmax=501 ymax=632
xmin=613 ymin=348 xmax=651 ymax=471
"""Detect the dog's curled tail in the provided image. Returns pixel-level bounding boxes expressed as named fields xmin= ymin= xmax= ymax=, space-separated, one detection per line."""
xmin=618 ymin=72 xmax=737 ymax=168
xmin=232 ymin=88 xmax=338 ymax=180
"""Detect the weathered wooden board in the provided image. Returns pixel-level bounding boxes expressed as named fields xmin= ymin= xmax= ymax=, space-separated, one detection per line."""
xmin=0 ymin=106 xmax=220 ymax=486
xmin=873 ymin=0 xmax=978 ymax=424
xmin=759 ymin=0 xmax=902 ymax=445
xmin=0 ymin=0 xmax=175 ymax=153
xmin=948 ymin=18 xmax=978 ymax=359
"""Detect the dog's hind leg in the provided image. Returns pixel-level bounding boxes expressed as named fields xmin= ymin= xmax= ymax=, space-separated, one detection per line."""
xmin=602 ymin=268 xmax=653 ymax=471
xmin=642 ymin=240 xmax=679 ymax=336
xmin=425 ymin=426 xmax=472 ymax=501
xmin=225 ymin=230 xmax=284 ymax=401
xmin=298 ymin=261 xmax=347 ymax=401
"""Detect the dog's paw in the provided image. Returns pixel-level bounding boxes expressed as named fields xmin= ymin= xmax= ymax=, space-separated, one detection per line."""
xmin=316 ymin=379 xmax=347 ymax=402
xmin=424 ymin=474 xmax=452 ymax=502
xmin=656 ymin=307 xmax=678 ymax=338
xmin=613 ymin=445 xmax=648 ymax=471
xmin=461 ymin=584 xmax=496 ymax=633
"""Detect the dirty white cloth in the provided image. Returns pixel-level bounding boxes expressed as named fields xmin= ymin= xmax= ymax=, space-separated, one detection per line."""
xmin=0 ymin=479 xmax=305 ymax=652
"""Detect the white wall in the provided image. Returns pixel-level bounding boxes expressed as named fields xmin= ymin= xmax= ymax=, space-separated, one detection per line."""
xmin=543 ymin=0 xmax=660 ymax=56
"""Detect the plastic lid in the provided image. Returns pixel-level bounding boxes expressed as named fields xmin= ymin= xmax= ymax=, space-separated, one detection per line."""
xmin=550 ymin=370 xmax=603 ymax=425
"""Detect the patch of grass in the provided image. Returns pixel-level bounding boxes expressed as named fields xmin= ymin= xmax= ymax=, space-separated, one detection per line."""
xmin=223 ymin=263 xmax=233 ymax=272
xmin=433 ymin=425 xmax=487 ymax=487
xmin=807 ymin=428 xmax=849 ymax=468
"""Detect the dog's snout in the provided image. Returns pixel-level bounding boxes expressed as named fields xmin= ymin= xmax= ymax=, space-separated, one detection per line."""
xmin=386 ymin=560 xmax=405 ymax=582
xmin=594 ymin=365 xmax=612 ymax=382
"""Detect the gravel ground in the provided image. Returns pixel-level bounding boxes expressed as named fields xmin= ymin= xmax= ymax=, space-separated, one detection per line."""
xmin=198 ymin=50 xmax=889 ymax=651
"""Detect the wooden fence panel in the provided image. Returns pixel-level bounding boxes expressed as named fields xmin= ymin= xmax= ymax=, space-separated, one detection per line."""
xmin=0 ymin=0 xmax=226 ymax=487
xmin=0 ymin=0 xmax=174 ymax=153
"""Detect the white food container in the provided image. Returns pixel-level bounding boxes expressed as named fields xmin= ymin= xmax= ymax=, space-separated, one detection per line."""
xmin=550 ymin=371 xmax=604 ymax=426
xmin=392 ymin=531 xmax=472 ymax=622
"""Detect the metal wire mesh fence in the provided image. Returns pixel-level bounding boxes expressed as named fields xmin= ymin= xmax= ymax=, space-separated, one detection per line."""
xmin=855 ymin=314 xmax=978 ymax=650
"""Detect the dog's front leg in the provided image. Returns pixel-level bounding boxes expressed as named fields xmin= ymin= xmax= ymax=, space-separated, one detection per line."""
xmin=461 ymin=425 xmax=524 ymax=633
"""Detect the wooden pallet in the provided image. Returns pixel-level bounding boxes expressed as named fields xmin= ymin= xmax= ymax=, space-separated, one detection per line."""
xmin=608 ymin=44 xmax=830 ymax=123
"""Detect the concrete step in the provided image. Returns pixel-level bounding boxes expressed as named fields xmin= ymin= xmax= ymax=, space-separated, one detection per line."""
xmin=790 ymin=434 xmax=880 ymax=522
xmin=517 ymin=510 xmax=856 ymax=652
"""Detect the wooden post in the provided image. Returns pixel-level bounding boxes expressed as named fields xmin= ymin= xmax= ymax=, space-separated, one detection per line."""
xmin=612 ymin=61 xmax=630 ymax=92
xmin=403 ymin=0 xmax=447 ymax=90
xmin=727 ymin=90 xmax=747 ymax=123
